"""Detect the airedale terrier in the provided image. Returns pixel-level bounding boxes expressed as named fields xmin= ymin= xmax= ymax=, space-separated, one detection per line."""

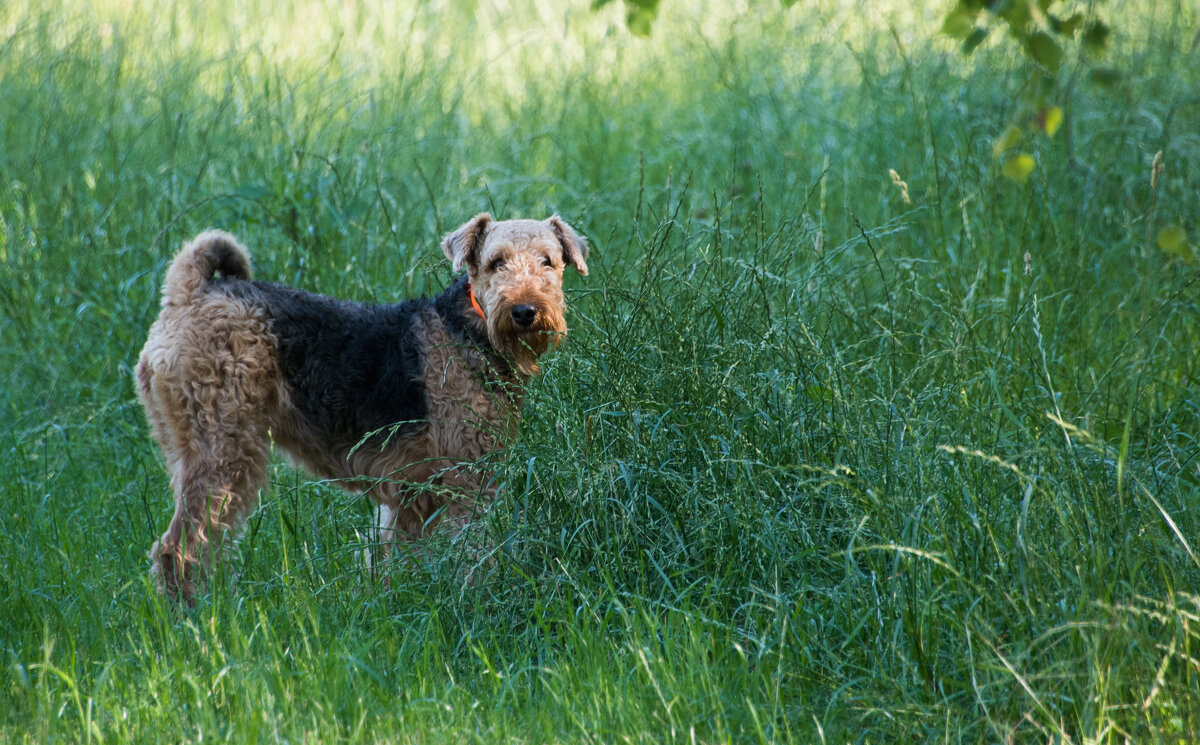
xmin=135 ymin=214 xmax=589 ymax=601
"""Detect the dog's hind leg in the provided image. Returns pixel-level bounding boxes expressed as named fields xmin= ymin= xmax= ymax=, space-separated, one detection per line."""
xmin=150 ymin=437 xmax=271 ymax=602
xmin=142 ymin=316 xmax=279 ymax=602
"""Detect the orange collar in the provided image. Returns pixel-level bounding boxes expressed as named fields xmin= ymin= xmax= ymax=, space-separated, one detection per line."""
xmin=467 ymin=281 xmax=486 ymax=319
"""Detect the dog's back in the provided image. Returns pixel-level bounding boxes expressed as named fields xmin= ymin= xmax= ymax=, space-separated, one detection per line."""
xmin=211 ymin=278 xmax=435 ymax=473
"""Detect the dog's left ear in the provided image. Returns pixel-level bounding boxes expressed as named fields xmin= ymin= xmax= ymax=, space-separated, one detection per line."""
xmin=547 ymin=215 xmax=589 ymax=275
xmin=442 ymin=213 xmax=493 ymax=272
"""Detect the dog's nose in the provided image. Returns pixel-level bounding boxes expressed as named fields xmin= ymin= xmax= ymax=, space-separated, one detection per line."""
xmin=511 ymin=304 xmax=537 ymax=327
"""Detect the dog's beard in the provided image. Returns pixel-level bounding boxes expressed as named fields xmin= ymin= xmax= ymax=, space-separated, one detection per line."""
xmin=488 ymin=304 xmax=566 ymax=377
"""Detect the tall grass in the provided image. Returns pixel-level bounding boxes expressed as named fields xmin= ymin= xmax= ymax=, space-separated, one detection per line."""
xmin=2 ymin=0 xmax=1198 ymax=741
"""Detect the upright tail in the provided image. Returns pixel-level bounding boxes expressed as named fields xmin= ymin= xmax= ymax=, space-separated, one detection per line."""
xmin=161 ymin=230 xmax=252 ymax=307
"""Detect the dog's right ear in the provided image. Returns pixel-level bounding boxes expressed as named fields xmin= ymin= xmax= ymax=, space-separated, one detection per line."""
xmin=442 ymin=213 xmax=493 ymax=272
xmin=547 ymin=215 xmax=589 ymax=276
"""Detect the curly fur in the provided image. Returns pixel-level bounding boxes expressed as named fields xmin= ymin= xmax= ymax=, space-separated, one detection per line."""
xmin=136 ymin=216 xmax=588 ymax=601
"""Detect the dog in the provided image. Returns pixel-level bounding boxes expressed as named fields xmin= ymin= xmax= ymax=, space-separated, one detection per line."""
xmin=135 ymin=213 xmax=589 ymax=601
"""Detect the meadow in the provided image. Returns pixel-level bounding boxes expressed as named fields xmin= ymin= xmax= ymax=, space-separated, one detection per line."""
xmin=1 ymin=0 xmax=1198 ymax=741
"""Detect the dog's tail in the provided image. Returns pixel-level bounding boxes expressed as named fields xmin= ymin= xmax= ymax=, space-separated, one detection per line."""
xmin=161 ymin=230 xmax=252 ymax=306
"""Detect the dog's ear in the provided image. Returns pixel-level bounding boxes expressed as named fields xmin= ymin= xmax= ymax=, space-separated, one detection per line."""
xmin=547 ymin=215 xmax=589 ymax=276
xmin=442 ymin=213 xmax=493 ymax=272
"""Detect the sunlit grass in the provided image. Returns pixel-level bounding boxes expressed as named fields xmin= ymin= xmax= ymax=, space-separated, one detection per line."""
xmin=2 ymin=0 xmax=1199 ymax=742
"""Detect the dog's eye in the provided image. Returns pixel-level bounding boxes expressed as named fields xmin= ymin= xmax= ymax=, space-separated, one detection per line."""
xmin=541 ymin=255 xmax=553 ymax=267
xmin=488 ymin=258 xmax=506 ymax=273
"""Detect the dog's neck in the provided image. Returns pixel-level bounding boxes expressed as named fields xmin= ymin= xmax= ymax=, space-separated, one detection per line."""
xmin=435 ymin=275 xmax=526 ymax=394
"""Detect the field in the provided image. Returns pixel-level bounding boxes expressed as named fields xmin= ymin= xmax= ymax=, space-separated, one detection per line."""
xmin=1 ymin=0 xmax=1199 ymax=741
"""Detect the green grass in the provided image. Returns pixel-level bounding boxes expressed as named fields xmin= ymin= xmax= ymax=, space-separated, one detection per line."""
xmin=2 ymin=0 xmax=1199 ymax=741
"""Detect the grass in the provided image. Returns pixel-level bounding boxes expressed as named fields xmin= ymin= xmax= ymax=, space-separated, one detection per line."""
xmin=1 ymin=0 xmax=1199 ymax=741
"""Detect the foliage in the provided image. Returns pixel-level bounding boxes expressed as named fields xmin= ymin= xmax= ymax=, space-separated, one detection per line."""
xmin=593 ymin=0 xmax=662 ymax=37
xmin=943 ymin=0 xmax=1115 ymax=180
xmin=603 ymin=0 xmax=1116 ymax=182
xmin=942 ymin=0 xmax=1111 ymax=67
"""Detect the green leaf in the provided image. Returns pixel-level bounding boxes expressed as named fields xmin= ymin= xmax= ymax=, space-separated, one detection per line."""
xmin=992 ymin=125 xmax=1023 ymax=158
xmin=941 ymin=8 xmax=976 ymax=39
xmin=1001 ymin=153 xmax=1036 ymax=184
xmin=1052 ymin=12 xmax=1085 ymax=37
xmin=1037 ymin=106 xmax=1064 ymax=137
xmin=1157 ymin=225 xmax=1195 ymax=263
xmin=1089 ymin=66 xmax=1121 ymax=87
xmin=962 ymin=27 xmax=989 ymax=54
xmin=1026 ymin=31 xmax=1064 ymax=72
xmin=997 ymin=0 xmax=1032 ymax=34
xmin=779 ymin=0 xmax=800 ymax=7
xmin=1082 ymin=21 xmax=1111 ymax=55
xmin=626 ymin=5 xmax=656 ymax=37
xmin=805 ymin=386 xmax=834 ymax=404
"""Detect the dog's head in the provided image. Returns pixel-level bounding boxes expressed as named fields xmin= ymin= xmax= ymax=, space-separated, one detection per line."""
xmin=442 ymin=213 xmax=588 ymax=376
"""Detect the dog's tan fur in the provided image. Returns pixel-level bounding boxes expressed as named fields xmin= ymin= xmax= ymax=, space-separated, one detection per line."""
xmin=136 ymin=214 xmax=588 ymax=601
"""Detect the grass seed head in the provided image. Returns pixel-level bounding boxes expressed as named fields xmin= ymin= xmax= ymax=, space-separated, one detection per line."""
xmin=888 ymin=169 xmax=912 ymax=204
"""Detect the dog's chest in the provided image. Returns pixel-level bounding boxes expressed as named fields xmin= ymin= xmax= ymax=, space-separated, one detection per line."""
xmin=417 ymin=314 xmax=522 ymax=459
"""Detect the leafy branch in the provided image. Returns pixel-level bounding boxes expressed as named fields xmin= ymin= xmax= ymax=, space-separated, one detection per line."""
xmin=942 ymin=0 xmax=1115 ymax=182
xmin=600 ymin=0 xmax=1116 ymax=184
